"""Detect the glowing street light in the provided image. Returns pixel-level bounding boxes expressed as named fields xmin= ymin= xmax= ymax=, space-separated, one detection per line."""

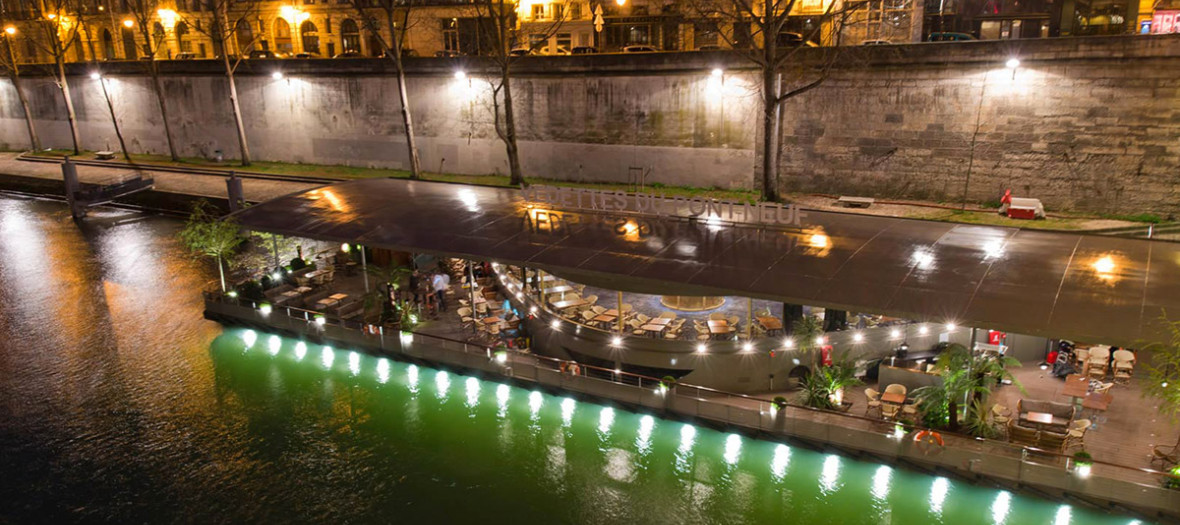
xmin=711 ymin=67 xmax=722 ymax=77
xmin=1005 ymin=58 xmax=1020 ymax=69
xmin=272 ymin=71 xmax=283 ymax=80
xmin=123 ymin=19 xmax=134 ymax=28
xmin=454 ymin=70 xmax=466 ymax=80
xmin=4 ymin=26 xmax=15 ymax=36
xmin=90 ymin=72 xmax=101 ymax=80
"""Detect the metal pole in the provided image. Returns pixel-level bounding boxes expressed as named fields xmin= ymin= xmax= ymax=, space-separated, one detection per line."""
xmin=617 ymin=290 xmax=624 ymax=334
xmin=272 ymin=235 xmax=280 ymax=269
xmin=747 ymin=297 xmax=753 ymax=339
xmin=361 ymin=245 xmax=369 ymax=293
xmin=468 ymin=260 xmax=478 ymax=333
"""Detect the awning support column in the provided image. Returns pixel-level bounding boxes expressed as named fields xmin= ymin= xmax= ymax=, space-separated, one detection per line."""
xmin=617 ymin=290 xmax=624 ymax=334
xmin=361 ymin=246 xmax=369 ymax=293
xmin=747 ymin=297 xmax=753 ymax=339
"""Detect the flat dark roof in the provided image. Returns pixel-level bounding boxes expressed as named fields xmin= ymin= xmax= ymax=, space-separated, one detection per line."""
xmin=231 ymin=178 xmax=1176 ymax=348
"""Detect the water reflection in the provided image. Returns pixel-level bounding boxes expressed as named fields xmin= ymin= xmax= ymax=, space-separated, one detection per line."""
xmin=931 ymin=476 xmax=950 ymax=514
xmin=636 ymin=415 xmax=654 ymax=455
xmin=992 ymin=490 xmax=1011 ymax=524
xmin=872 ymin=465 xmax=892 ymax=502
xmin=770 ymin=444 xmax=790 ymax=480
xmin=820 ymin=455 xmax=841 ymax=494
xmin=723 ymin=434 xmax=741 ymax=465
xmin=321 ymin=346 xmax=335 ymax=369
xmin=435 ymin=370 xmax=451 ymax=400
xmin=465 ymin=377 xmax=480 ymax=409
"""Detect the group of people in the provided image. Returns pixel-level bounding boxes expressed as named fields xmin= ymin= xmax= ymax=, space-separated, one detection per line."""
xmin=406 ymin=268 xmax=452 ymax=316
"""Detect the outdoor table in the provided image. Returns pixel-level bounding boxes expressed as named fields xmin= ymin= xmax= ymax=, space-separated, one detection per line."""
xmin=591 ymin=314 xmax=616 ymax=326
xmin=482 ymin=316 xmax=503 ymax=325
xmin=545 ymin=285 xmax=575 ymax=296
xmin=881 ymin=392 xmax=906 ymax=405
xmin=550 ymin=299 xmax=587 ymax=311
xmin=295 ymin=286 xmax=313 ymax=294
xmin=1062 ymin=374 xmax=1089 ymax=400
xmin=1025 ymin=411 xmax=1054 ymax=425
xmin=603 ymin=309 xmax=619 ymax=317
xmin=1083 ymin=392 xmax=1113 ymax=411
xmin=640 ymin=324 xmax=666 ymax=336
xmin=707 ymin=320 xmax=730 ymax=338
xmin=649 ymin=318 xmax=673 ymax=326
xmin=756 ymin=316 xmax=784 ymax=335
xmin=318 ymin=293 xmax=349 ymax=309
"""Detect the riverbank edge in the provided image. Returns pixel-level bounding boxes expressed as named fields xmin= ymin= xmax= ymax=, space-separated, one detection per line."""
xmin=203 ymin=299 xmax=1176 ymax=523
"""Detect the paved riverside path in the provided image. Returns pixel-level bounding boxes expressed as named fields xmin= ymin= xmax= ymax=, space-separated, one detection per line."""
xmin=0 ymin=152 xmax=320 ymax=203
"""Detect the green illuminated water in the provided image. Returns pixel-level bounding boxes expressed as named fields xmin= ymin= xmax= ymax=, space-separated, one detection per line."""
xmin=0 ymin=196 xmax=1148 ymax=523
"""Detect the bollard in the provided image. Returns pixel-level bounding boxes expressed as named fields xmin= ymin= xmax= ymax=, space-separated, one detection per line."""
xmin=61 ymin=156 xmax=83 ymax=220
xmin=226 ymin=171 xmax=245 ymax=212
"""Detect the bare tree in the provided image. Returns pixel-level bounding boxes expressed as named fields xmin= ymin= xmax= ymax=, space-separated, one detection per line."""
xmin=26 ymin=0 xmax=89 ymax=154
xmin=181 ymin=0 xmax=262 ymax=166
xmin=472 ymin=0 xmax=566 ymax=186
xmin=93 ymin=72 xmax=131 ymax=160
xmin=0 ymin=21 xmax=41 ymax=150
xmin=126 ymin=0 xmax=180 ymax=161
xmin=686 ymin=0 xmax=865 ymax=202
xmin=346 ymin=0 xmax=421 ymax=178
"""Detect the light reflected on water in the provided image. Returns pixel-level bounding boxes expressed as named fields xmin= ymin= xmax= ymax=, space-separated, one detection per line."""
xmin=321 ymin=346 xmax=335 ymax=369
xmin=723 ymin=434 xmax=742 ymax=465
xmin=931 ymin=476 xmax=950 ymax=514
xmin=348 ymin=351 xmax=360 ymax=375
xmin=1055 ymin=505 xmax=1072 ymax=525
xmin=560 ymin=398 xmax=576 ymax=427
xmin=992 ymin=490 xmax=1011 ymax=524
xmin=636 ymin=415 xmax=654 ymax=454
xmin=770 ymin=444 xmax=790 ymax=480
xmin=465 ymin=377 xmax=480 ymax=409
xmin=496 ymin=384 xmax=510 ymax=417
xmin=435 ymin=371 xmax=451 ymax=400
xmin=406 ymin=364 xmax=420 ymax=394
xmin=598 ymin=406 xmax=615 ymax=435
xmin=268 ymin=335 xmax=281 ymax=356
xmin=376 ymin=358 xmax=390 ymax=384
xmin=293 ymin=341 xmax=307 ymax=361
xmin=241 ymin=329 xmax=257 ymax=349
xmin=820 ymin=454 xmax=841 ymax=494
xmin=528 ymin=391 xmax=543 ymax=420
xmin=872 ymin=465 xmax=892 ymax=501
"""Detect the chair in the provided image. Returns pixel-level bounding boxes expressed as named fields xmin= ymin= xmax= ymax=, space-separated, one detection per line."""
xmin=636 ymin=314 xmax=652 ymax=324
xmin=865 ymin=388 xmax=882 ymax=416
xmin=1038 ymin=430 xmax=1069 ymax=453
xmin=621 ymin=303 xmax=634 ymax=313
xmin=591 ymin=305 xmax=607 ymax=315
xmin=580 ymin=310 xmax=597 ymax=323
xmin=1088 ymin=346 xmax=1111 ymax=378
xmin=727 ymin=315 xmax=740 ymax=325
xmin=456 ymin=307 xmax=475 ymax=328
xmin=1113 ymin=350 xmax=1135 ymax=383
xmin=881 ymin=402 xmax=900 ymax=419
xmin=1074 ymin=348 xmax=1090 ymax=368
xmin=902 ymin=400 xmax=919 ymax=417
xmin=1093 ymin=382 xmax=1113 ymax=395
xmin=1008 ymin=424 xmax=1039 ymax=447
xmin=1065 ymin=419 xmax=1090 ymax=450
xmin=992 ymin=404 xmax=1012 ymax=426
xmin=884 ymin=384 xmax=907 ymax=397
xmin=584 ymin=295 xmax=598 ymax=307
xmin=709 ymin=313 xmax=726 ymax=321
xmin=627 ymin=319 xmax=644 ymax=336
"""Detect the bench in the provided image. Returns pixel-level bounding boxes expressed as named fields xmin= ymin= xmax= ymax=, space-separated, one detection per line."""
xmin=837 ymin=196 xmax=875 ymax=208
xmin=95 ymin=151 xmax=117 ymax=160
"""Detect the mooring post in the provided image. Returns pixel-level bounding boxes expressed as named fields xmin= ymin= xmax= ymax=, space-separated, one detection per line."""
xmin=61 ymin=156 xmax=82 ymax=221
xmin=226 ymin=171 xmax=244 ymax=212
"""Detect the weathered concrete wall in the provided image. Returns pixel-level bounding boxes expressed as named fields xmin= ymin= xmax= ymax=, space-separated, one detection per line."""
xmin=2 ymin=36 xmax=1179 ymax=211
xmin=0 ymin=55 xmax=760 ymax=190
xmin=779 ymin=35 xmax=1180 ymax=214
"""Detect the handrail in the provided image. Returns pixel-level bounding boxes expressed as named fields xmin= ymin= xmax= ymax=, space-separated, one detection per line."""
xmin=205 ymin=289 xmax=1180 ymax=487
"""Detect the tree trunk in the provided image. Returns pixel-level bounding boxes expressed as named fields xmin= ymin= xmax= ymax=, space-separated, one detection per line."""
xmin=8 ymin=69 xmax=41 ymax=151
xmin=217 ymin=255 xmax=226 ymax=292
xmin=56 ymin=57 xmax=81 ymax=155
xmin=948 ymin=400 xmax=960 ymax=431
xmin=386 ymin=11 xmax=421 ymax=179
xmin=501 ymin=65 xmax=523 ymax=186
xmin=760 ymin=67 xmax=781 ymax=203
xmin=98 ymin=77 xmax=131 ymax=161
xmin=148 ymin=61 xmax=180 ymax=161
xmin=223 ymin=56 xmax=251 ymax=166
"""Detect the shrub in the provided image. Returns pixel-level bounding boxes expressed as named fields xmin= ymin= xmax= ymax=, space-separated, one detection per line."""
xmin=1073 ymin=450 xmax=1093 ymax=466
xmin=290 ymin=257 xmax=308 ymax=270
xmin=772 ymin=396 xmax=788 ymax=408
xmin=238 ymin=280 xmax=264 ymax=302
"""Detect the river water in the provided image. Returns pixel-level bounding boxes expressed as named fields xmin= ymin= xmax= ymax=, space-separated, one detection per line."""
xmin=0 ymin=196 xmax=1147 ymax=524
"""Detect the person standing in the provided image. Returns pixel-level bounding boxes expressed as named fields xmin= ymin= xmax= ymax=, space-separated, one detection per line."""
xmin=432 ymin=271 xmax=451 ymax=312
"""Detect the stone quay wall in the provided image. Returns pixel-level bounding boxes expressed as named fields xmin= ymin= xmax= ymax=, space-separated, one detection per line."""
xmin=1 ymin=35 xmax=1178 ymax=213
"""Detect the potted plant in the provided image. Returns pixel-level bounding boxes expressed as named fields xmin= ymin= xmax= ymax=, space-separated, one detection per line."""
xmin=1073 ymin=450 xmax=1093 ymax=477
xmin=659 ymin=375 xmax=676 ymax=393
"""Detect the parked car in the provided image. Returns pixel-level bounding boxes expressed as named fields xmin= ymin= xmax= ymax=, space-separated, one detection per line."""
xmin=928 ymin=32 xmax=976 ymax=41
xmin=509 ymin=47 xmax=532 ymax=56
xmin=247 ymin=49 xmax=277 ymax=59
xmin=173 ymin=52 xmax=199 ymax=60
xmin=622 ymin=44 xmax=657 ymax=53
xmin=696 ymin=44 xmax=722 ymax=51
xmin=776 ymin=32 xmax=818 ymax=47
xmin=290 ymin=52 xmax=319 ymax=59
xmin=545 ymin=46 xmax=571 ymax=55
xmin=333 ymin=51 xmax=363 ymax=59
xmin=435 ymin=50 xmax=464 ymax=58
xmin=860 ymin=39 xmax=891 ymax=45
xmin=570 ymin=46 xmax=598 ymax=54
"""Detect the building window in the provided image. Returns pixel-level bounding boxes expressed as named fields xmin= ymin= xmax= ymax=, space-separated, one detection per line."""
xmin=531 ymin=4 xmax=544 ymax=19
xmin=694 ymin=21 xmax=718 ymax=47
xmin=570 ymin=2 xmax=582 ymax=19
xmin=176 ymin=21 xmax=191 ymax=52
xmin=556 ymin=32 xmax=571 ymax=50
xmin=553 ymin=3 xmax=565 ymax=20
xmin=341 ymin=19 xmax=361 ymax=52
xmin=236 ymin=18 xmax=254 ymax=54
xmin=443 ymin=18 xmax=459 ymax=52
xmin=732 ymin=21 xmax=752 ymax=48
xmin=121 ymin=26 xmax=137 ymax=59
xmin=301 ymin=20 xmax=320 ymax=54
xmin=274 ymin=18 xmax=293 ymax=54
xmin=102 ymin=28 xmax=114 ymax=59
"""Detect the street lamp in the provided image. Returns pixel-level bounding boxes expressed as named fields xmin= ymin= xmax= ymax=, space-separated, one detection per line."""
xmin=90 ymin=72 xmax=101 ymax=80
xmin=271 ymin=71 xmax=283 ymax=80
xmin=454 ymin=70 xmax=466 ymax=80
xmin=4 ymin=26 xmax=14 ymax=36
xmin=122 ymin=19 xmax=134 ymax=28
xmin=1005 ymin=58 xmax=1020 ymax=69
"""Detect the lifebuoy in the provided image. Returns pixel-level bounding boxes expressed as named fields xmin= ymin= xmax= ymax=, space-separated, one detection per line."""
xmin=914 ymin=430 xmax=945 ymax=455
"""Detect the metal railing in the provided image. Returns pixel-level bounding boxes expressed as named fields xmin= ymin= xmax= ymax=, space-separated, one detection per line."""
xmin=204 ymin=289 xmax=1180 ymax=516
